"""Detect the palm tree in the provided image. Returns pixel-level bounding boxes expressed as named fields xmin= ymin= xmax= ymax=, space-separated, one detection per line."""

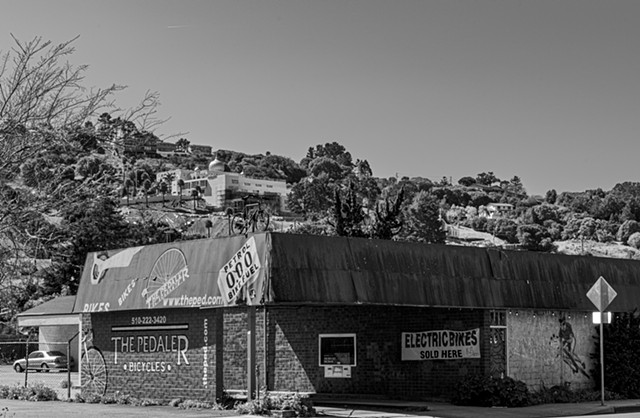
xmin=123 ymin=179 xmax=134 ymax=206
xmin=159 ymin=181 xmax=168 ymax=206
xmin=142 ymin=178 xmax=152 ymax=207
xmin=177 ymin=179 xmax=185 ymax=206
xmin=191 ymin=188 xmax=199 ymax=211
xmin=205 ymin=219 xmax=213 ymax=238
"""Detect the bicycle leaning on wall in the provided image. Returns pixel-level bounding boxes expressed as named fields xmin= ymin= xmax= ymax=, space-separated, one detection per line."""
xmin=229 ymin=196 xmax=270 ymax=235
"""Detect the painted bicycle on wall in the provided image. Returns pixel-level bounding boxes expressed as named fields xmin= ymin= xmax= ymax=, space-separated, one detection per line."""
xmin=81 ymin=329 xmax=107 ymax=397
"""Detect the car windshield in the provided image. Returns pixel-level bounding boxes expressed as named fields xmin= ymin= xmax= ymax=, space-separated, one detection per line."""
xmin=47 ymin=351 xmax=65 ymax=357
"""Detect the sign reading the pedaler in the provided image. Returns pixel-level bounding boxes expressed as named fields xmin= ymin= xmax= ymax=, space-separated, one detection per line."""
xmin=401 ymin=328 xmax=480 ymax=360
xmin=217 ymin=236 xmax=262 ymax=304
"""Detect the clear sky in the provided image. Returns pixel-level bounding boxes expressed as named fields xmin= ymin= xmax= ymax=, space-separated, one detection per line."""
xmin=3 ymin=0 xmax=640 ymax=196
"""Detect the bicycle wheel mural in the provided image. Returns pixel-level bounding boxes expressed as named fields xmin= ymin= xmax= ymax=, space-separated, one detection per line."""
xmin=142 ymin=248 xmax=188 ymax=309
xmin=81 ymin=329 xmax=108 ymax=397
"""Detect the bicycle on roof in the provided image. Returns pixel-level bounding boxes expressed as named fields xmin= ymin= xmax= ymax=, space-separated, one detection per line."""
xmin=229 ymin=196 xmax=270 ymax=235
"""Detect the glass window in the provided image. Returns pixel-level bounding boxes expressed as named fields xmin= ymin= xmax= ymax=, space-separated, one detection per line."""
xmin=319 ymin=334 xmax=356 ymax=366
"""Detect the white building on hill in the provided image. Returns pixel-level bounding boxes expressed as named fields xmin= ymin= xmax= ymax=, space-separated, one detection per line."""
xmin=157 ymin=157 xmax=288 ymax=212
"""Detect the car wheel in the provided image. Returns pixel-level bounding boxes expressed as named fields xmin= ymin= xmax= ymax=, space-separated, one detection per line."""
xmin=41 ymin=363 xmax=49 ymax=372
xmin=14 ymin=363 xmax=23 ymax=373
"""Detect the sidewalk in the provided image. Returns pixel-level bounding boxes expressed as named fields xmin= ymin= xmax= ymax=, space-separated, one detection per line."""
xmin=1 ymin=398 xmax=640 ymax=418
xmin=315 ymin=400 xmax=640 ymax=418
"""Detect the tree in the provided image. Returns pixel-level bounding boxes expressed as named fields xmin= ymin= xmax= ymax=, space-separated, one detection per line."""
xmin=458 ymin=176 xmax=476 ymax=187
xmin=593 ymin=311 xmax=640 ymax=398
xmin=475 ymin=172 xmax=500 ymax=186
xmin=370 ymin=188 xmax=404 ymax=240
xmin=0 ymin=36 xmax=122 ymax=128
xmin=123 ymin=178 xmax=134 ymax=205
xmin=331 ymin=182 xmax=366 ymax=238
xmin=191 ymin=186 xmax=202 ymax=210
xmin=545 ymin=189 xmax=557 ymax=204
xmin=177 ymin=179 xmax=185 ymax=205
xmin=354 ymin=159 xmax=373 ymax=177
xmin=205 ymin=219 xmax=213 ymax=238
xmin=142 ymin=176 xmax=152 ymax=207
xmin=486 ymin=217 xmax=519 ymax=243
xmin=309 ymin=157 xmax=345 ymax=181
xmin=259 ymin=154 xmax=307 ymax=184
xmin=159 ymin=181 xmax=168 ymax=206
xmin=401 ymin=191 xmax=445 ymax=244
xmin=308 ymin=142 xmax=353 ymax=168
xmin=176 ymin=137 xmax=190 ymax=151
xmin=287 ymin=175 xmax=336 ymax=218
xmin=517 ymin=224 xmax=555 ymax=252
xmin=528 ymin=204 xmax=560 ymax=225
xmin=628 ymin=233 xmax=640 ymax=249
xmin=0 ymin=35 xmax=167 ymax=311
xmin=617 ymin=220 xmax=640 ymax=245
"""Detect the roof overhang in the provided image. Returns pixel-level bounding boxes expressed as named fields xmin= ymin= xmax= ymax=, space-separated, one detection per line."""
xmin=17 ymin=314 xmax=81 ymax=327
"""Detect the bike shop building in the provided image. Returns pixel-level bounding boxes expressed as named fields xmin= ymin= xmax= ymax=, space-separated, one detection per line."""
xmin=71 ymin=232 xmax=640 ymax=401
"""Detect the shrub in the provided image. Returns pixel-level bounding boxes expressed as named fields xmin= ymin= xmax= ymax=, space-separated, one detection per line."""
xmin=169 ymin=398 xmax=183 ymax=407
xmin=178 ymin=399 xmax=214 ymax=409
xmin=617 ymin=220 xmax=640 ymax=244
xmin=628 ymin=232 xmax=640 ymax=249
xmin=530 ymin=382 xmax=625 ymax=405
xmin=235 ymin=396 xmax=271 ymax=416
xmin=235 ymin=393 xmax=315 ymax=416
xmin=593 ymin=310 xmax=640 ymax=398
xmin=269 ymin=393 xmax=315 ymax=417
xmin=452 ymin=375 xmax=530 ymax=407
xmin=0 ymin=383 xmax=58 ymax=402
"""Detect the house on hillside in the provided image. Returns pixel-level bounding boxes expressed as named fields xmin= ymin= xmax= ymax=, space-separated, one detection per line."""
xmin=485 ymin=202 xmax=513 ymax=218
xmin=157 ymin=157 xmax=288 ymax=212
xmin=64 ymin=233 xmax=640 ymax=402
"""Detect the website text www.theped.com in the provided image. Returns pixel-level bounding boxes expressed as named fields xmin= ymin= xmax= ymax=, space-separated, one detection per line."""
xmin=162 ymin=294 xmax=224 ymax=307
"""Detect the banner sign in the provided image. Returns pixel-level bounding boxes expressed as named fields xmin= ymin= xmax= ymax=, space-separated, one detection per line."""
xmin=217 ymin=236 xmax=262 ymax=304
xmin=401 ymin=328 xmax=480 ymax=360
xmin=74 ymin=234 xmax=269 ymax=312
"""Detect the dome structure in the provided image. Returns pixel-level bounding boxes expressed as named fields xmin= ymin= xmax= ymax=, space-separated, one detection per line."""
xmin=208 ymin=157 xmax=225 ymax=173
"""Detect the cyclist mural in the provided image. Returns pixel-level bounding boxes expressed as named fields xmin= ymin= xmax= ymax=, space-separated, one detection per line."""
xmin=552 ymin=316 xmax=589 ymax=378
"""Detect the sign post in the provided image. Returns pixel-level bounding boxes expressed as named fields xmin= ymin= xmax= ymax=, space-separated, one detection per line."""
xmin=586 ymin=276 xmax=617 ymax=406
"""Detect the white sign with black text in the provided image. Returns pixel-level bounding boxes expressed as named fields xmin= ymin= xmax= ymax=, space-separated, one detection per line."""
xmin=401 ymin=328 xmax=480 ymax=361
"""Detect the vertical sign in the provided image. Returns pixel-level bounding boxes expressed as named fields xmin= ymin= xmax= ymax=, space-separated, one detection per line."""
xmin=217 ymin=236 xmax=261 ymax=305
xmin=587 ymin=276 xmax=617 ymax=407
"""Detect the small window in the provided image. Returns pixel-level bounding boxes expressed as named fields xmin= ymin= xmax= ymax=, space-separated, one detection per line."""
xmin=232 ymin=180 xmax=239 ymax=184
xmin=490 ymin=310 xmax=506 ymax=328
xmin=319 ymin=334 xmax=356 ymax=366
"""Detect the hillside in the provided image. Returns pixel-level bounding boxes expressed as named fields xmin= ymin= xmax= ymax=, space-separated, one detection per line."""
xmin=555 ymin=239 xmax=640 ymax=260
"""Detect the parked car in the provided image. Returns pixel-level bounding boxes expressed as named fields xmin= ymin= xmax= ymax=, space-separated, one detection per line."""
xmin=13 ymin=350 xmax=74 ymax=373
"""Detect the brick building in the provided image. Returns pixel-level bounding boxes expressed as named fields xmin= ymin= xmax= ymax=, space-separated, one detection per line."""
xmin=71 ymin=233 xmax=640 ymax=402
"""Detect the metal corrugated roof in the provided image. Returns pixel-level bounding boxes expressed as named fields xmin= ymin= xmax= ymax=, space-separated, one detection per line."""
xmin=267 ymin=233 xmax=640 ymax=311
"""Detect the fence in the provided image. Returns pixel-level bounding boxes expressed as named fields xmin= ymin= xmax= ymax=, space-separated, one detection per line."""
xmin=0 ymin=340 xmax=79 ymax=400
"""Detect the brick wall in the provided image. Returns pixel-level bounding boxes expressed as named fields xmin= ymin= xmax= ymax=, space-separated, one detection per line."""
xmin=265 ymin=305 xmax=487 ymax=400
xmin=89 ymin=308 xmax=220 ymax=402
xmin=85 ymin=305 xmax=514 ymax=402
